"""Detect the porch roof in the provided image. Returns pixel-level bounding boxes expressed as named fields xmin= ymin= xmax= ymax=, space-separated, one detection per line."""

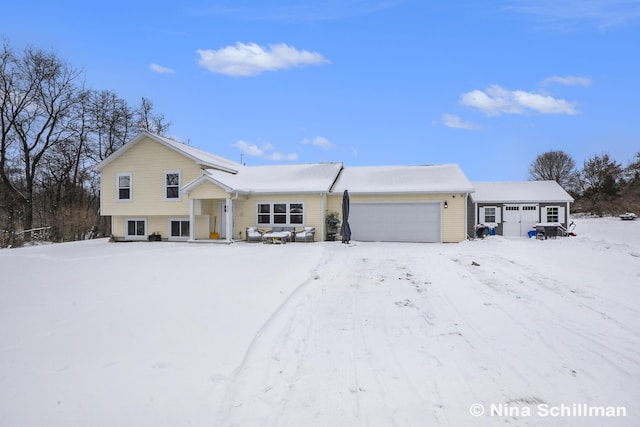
xmin=185 ymin=162 xmax=344 ymax=194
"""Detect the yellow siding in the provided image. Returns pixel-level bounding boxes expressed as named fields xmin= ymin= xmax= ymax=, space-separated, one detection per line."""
xmin=188 ymin=180 xmax=230 ymax=200
xmin=100 ymin=136 xmax=203 ymax=216
xmin=234 ymin=194 xmax=324 ymax=241
xmin=111 ymin=215 xmax=210 ymax=240
xmin=326 ymin=193 xmax=467 ymax=243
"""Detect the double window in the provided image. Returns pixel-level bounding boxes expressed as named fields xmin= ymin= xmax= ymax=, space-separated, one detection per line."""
xmin=117 ymin=173 xmax=132 ymax=201
xmin=126 ymin=218 xmax=146 ymax=239
xmin=546 ymin=207 xmax=559 ymax=222
xmin=169 ymin=219 xmax=190 ymax=239
xmin=257 ymin=202 xmax=304 ymax=226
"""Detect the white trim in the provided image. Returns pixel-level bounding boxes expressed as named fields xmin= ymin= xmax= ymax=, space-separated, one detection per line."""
xmin=189 ymin=199 xmax=196 ymax=240
xmin=116 ymin=173 xmax=132 ymax=202
xmin=125 ymin=217 xmax=147 ymax=240
xmin=256 ymin=201 xmax=306 ymax=227
xmin=164 ymin=170 xmax=182 ymax=201
xmin=168 ymin=217 xmax=190 ymax=241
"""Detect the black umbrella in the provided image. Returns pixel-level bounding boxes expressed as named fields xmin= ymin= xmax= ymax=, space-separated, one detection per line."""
xmin=341 ymin=190 xmax=351 ymax=243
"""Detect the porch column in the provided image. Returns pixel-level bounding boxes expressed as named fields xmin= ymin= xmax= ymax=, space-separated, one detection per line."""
xmin=189 ymin=198 xmax=196 ymax=240
xmin=320 ymin=193 xmax=326 ymax=241
xmin=225 ymin=198 xmax=233 ymax=241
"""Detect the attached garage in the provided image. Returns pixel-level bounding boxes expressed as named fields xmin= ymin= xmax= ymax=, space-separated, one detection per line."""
xmin=349 ymin=202 xmax=441 ymax=242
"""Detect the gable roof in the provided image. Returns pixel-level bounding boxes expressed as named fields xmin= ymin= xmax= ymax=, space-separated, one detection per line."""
xmin=330 ymin=164 xmax=474 ymax=194
xmin=94 ymin=131 xmax=241 ymax=173
xmin=183 ymin=162 xmax=344 ymax=194
xmin=470 ymin=181 xmax=574 ymax=203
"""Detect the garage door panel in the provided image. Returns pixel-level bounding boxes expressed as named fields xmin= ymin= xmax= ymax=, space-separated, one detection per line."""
xmin=349 ymin=202 xmax=441 ymax=242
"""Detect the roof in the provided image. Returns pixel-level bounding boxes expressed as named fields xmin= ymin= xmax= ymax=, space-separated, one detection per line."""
xmin=470 ymin=181 xmax=574 ymax=203
xmin=94 ymin=131 xmax=241 ymax=173
xmin=183 ymin=162 xmax=344 ymax=194
xmin=330 ymin=164 xmax=474 ymax=194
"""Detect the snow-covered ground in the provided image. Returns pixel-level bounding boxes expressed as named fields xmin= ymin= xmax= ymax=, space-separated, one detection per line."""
xmin=1 ymin=217 xmax=638 ymax=426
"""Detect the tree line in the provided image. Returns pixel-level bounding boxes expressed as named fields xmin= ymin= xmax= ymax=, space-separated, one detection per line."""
xmin=1 ymin=39 xmax=170 ymax=247
xmin=529 ymin=150 xmax=640 ymax=216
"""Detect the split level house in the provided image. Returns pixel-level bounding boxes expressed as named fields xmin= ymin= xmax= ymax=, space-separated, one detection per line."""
xmin=96 ymin=132 xmax=475 ymax=243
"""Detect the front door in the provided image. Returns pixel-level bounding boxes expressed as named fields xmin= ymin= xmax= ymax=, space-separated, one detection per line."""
xmin=218 ymin=202 xmax=227 ymax=239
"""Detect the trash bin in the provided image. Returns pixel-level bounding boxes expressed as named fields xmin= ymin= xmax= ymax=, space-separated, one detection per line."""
xmin=527 ymin=230 xmax=536 ymax=238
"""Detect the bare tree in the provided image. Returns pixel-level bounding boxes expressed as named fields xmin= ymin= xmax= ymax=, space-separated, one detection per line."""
xmin=580 ymin=153 xmax=623 ymax=198
xmin=0 ymin=41 xmax=81 ymax=236
xmin=529 ymin=150 xmax=578 ymax=192
xmin=135 ymin=96 xmax=170 ymax=135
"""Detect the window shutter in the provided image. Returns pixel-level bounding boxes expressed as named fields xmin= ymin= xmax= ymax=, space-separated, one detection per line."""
xmin=542 ymin=206 xmax=548 ymax=222
xmin=558 ymin=206 xmax=565 ymax=224
xmin=479 ymin=207 xmax=486 ymax=223
xmin=495 ymin=207 xmax=502 ymax=223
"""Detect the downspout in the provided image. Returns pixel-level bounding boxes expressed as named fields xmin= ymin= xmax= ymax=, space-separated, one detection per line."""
xmin=320 ymin=192 xmax=326 ymax=241
xmin=464 ymin=193 xmax=469 ymax=240
xmin=189 ymin=198 xmax=196 ymax=241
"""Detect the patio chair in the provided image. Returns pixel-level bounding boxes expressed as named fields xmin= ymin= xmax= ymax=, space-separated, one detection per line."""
xmin=246 ymin=227 xmax=263 ymax=243
xmin=295 ymin=227 xmax=316 ymax=242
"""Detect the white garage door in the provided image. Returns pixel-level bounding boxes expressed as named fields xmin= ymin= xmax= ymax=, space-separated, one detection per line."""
xmin=348 ymin=202 xmax=441 ymax=242
xmin=503 ymin=204 xmax=539 ymax=237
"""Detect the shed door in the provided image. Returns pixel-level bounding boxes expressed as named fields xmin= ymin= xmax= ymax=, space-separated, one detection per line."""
xmin=349 ymin=202 xmax=441 ymax=242
xmin=503 ymin=204 xmax=539 ymax=237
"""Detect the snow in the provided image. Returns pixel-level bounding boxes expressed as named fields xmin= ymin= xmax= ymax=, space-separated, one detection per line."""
xmin=331 ymin=164 xmax=474 ymax=194
xmin=202 ymin=162 xmax=344 ymax=193
xmin=1 ymin=217 xmax=638 ymax=426
xmin=470 ymin=181 xmax=574 ymax=203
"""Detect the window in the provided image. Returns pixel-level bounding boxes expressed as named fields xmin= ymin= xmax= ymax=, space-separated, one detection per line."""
xmin=117 ymin=173 xmax=131 ymax=201
xmin=125 ymin=218 xmax=146 ymax=239
xmin=546 ymin=207 xmax=559 ymax=222
xmin=165 ymin=171 xmax=181 ymax=200
xmin=169 ymin=219 xmax=190 ymax=239
xmin=484 ymin=207 xmax=497 ymax=223
xmin=257 ymin=202 xmax=305 ymax=225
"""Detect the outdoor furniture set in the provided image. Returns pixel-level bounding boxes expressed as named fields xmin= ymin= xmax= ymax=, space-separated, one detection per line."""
xmin=246 ymin=226 xmax=316 ymax=244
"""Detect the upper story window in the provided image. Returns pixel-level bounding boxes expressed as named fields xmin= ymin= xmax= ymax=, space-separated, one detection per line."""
xmin=257 ymin=202 xmax=304 ymax=226
xmin=165 ymin=171 xmax=181 ymax=200
xmin=117 ymin=173 xmax=132 ymax=201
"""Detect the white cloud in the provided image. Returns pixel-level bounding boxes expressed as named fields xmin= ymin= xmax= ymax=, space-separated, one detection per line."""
xmin=542 ymin=75 xmax=592 ymax=86
xmin=232 ymin=139 xmax=298 ymax=161
xmin=441 ymin=114 xmax=480 ymax=130
xmin=508 ymin=0 xmax=640 ymax=30
xmin=267 ymin=152 xmax=299 ymax=161
xmin=197 ymin=42 xmax=330 ymax=76
xmin=150 ymin=63 xmax=175 ymax=74
xmin=232 ymin=140 xmax=266 ymax=157
xmin=302 ymin=136 xmax=335 ymax=149
xmin=459 ymin=84 xmax=578 ymax=116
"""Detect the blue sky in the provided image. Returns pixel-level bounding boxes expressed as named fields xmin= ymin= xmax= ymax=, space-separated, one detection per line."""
xmin=3 ymin=0 xmax=639 ymax=180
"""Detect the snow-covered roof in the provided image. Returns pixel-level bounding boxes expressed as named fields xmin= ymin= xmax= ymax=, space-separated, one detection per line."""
xmin=95 ymin=131 xmax=241 ymax=173
xmin=470 ymin=181 xmax=574 ymax=203
xmin=185 ymin=162 xmax=344 ymax=194
xmin=330 ymin=164 xmax=474 ymax=194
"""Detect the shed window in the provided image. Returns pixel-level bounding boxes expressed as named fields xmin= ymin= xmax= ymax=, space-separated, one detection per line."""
xmin=484 ymin=207 xmax=497 ymax=223
xmin=546 ymin=207 xmax=559 ymax=222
